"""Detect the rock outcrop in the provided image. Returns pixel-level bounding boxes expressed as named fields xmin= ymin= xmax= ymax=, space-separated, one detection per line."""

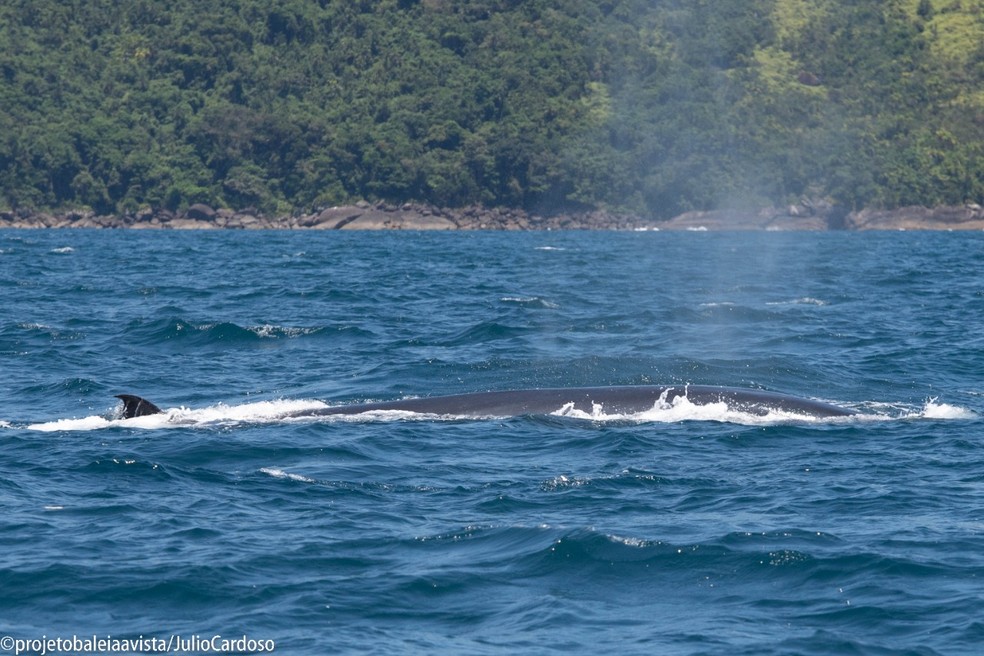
xmin=846 ymin=205 xmax=984 ymax=230
xmin=0 ymin=201 xmax=981 ymax=231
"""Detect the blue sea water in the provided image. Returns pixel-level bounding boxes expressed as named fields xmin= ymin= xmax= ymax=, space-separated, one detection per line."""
xmin=0 ymin=228 xmax=982 ymax=655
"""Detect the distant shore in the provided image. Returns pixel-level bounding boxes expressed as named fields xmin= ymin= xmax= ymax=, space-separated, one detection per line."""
xmin=2 ymin=201 xmax=983 ymax=231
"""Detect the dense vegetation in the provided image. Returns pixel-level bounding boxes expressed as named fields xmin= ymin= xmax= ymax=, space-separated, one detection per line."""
xmin=1 ymin=0 xmax=982 ymax=219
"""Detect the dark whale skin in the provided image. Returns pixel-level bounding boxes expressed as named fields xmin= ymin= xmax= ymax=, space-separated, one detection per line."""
xmin=117 ymin=386 xmax=856 ymax=420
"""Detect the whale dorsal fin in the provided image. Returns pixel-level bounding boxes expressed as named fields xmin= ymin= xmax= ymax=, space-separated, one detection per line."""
xmin=115 ymin=394 xmax=163 ymax=419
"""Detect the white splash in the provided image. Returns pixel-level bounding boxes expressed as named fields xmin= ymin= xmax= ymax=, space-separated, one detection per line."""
xmin=855 ymin=399 xmax=978 ymax=421
xmin=918 ymin=399 xmax=977 ymax=420
xmin=549 ymin=392 xmax=833 ymax=426
xmin=547 ymin=392 xmax=978 ymax=425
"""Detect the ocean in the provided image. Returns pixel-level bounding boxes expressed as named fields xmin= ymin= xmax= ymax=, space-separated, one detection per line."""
xmin=0 ymin=228 xmax=981 ymax=655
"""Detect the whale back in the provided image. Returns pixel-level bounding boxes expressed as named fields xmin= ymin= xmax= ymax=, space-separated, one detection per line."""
xmin=111 ymin=385 xmax=856 ymax=421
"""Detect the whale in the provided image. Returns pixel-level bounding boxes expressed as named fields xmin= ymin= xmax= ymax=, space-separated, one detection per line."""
xmin=115 ymin=385 xmax=857 ymax=420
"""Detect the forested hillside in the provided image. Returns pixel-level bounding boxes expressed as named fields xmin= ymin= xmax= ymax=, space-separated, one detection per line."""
xmin=1 ymin=0 xmax=981 ymax=219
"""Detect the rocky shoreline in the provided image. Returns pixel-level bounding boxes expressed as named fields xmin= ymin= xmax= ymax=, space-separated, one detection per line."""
xmin=1 ymin=200 xmax=982 ymax=231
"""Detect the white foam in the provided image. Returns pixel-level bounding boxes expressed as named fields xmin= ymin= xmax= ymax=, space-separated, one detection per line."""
xmin=50 ymin=246 xmax=74 ymax=254
xmin=28 ymin=415 xmax=117 ymax=432
xmin=500 ymin=296 xmax=560 ymax=309
xmin=548 ymin=393 xmax=836 ymax=426
xmin=549 ymin=392 xmax=979 ymax=425
xmin=314 ymin=409 xmax=453 ymax=423
xmin=607 ymin=534 xmax=658 ymax=548
xmin=918 ymin=399 xmax=977 ymax=420
xmin=259 ymin=467 xmax=316 ymax=483
xmin=26 ymin=398 xmax=332 ymax=432
xmin=169 ymin=398 xmax=331 ymax=425
xmin=765 ymin=297 xmax=828 ymax=306
xmin=855 ymin=399 xmax=978 ymax=421
xmin=249 ymin=324 xmax=318 ymax=338
xmin=542 ymin=474 xmax=591 ymax=490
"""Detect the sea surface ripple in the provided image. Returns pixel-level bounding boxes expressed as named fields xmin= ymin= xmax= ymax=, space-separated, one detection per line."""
xmin=1 ymin=230 xmax=982 ymax=655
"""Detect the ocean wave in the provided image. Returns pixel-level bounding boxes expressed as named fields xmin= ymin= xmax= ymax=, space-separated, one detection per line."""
xmin=20 ymin=377 xmax=105 ymax=395
xmin=248 ymin=324 xmax=326 ymax=338
xmin=499 ymin=296 xmax=560 ymax=309
xmin=124 ymin=317 xmax=359 ymax=346
xmin=439 ymin=320 xmax=533 ymax=346
xmin=2 ymin=230 xmax=981 ymax=655
xmin=5 ymin=322 xmax=85 ymax=342
xmin=259 ymin=467 xmax=317 ymax=484
xmin=540 ymin=474 xmax=592 ymax=491
xmin=80 ymin=458 xmax=171 ymax=482
xmin=765 ymin=297 xmax=829 ymax=306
